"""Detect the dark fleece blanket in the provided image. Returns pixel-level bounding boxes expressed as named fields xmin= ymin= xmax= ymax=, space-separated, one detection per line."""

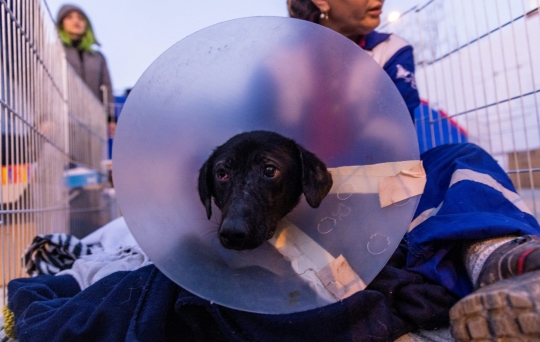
xmin=11 ymin=142 xmax=540 ymax=341
xmin=8 ymin=243 xmax=456 ymax=342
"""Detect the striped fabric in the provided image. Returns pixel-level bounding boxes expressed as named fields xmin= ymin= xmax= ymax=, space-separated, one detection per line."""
xmin=24 ymin=234 xmax=92 ymax=276
xmin=409 ymin=169 xmax=532 ymax=232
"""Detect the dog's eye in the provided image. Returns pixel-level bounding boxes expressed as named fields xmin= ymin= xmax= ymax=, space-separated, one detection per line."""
xmin=263 ymin=165 xmax=277 ymax=178
xmin=216 ymin=170 xmax=229 ymax=181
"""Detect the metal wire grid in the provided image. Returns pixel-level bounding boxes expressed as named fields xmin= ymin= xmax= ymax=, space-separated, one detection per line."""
xmin=0 ymin=0 xmax=107 ymax=301
xmin=382 ymin=0 xmax=540 ymax=220
xmin=67 ymin=65 xmax=107 ymax=170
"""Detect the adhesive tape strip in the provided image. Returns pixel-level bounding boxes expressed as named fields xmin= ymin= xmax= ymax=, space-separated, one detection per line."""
xmin=328 ymin=160 xmax=426 ymax=206
xmin=268 ymin=218 xmax=366 ymax=302
xmin=268 ymin=160 xmax=426 ymax=302
xmin=379 ymin=162 xmax=426 ymax=208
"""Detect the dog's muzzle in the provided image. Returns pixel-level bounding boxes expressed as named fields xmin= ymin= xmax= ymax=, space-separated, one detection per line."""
xmin=219 ymin=217 xmax=251 ymax=250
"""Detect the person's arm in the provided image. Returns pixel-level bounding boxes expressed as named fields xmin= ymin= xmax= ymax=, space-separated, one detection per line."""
xmin=382 ymin=45 xmax=420 ymax=122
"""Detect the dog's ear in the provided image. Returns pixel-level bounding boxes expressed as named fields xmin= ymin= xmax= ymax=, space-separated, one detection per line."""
xmin=197 ymin=159 xmax=213 ymax=219
xmin=298 ymin=146 xmax=333 ymax=208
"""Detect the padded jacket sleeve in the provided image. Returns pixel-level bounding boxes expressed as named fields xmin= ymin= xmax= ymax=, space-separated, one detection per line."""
xmin=383 ymin=45 xmax=420 ymax=121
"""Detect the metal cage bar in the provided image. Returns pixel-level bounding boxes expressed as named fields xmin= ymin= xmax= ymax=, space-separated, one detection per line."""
xmin=1 ymin=0 xmax=109 ymax=306
xmin=383 ymin=0 xmax=540 ymax=220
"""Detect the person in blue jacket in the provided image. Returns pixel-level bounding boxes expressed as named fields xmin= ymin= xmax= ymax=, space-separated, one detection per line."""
xmin=288 ymin=0 xmax=420 ymax=121
xmin=288 ymin=0 xmax=540 ymax=341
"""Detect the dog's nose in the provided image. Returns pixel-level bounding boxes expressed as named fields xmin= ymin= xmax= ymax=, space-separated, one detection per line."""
xmin=219 ymin=219 xmax=249 ymax=249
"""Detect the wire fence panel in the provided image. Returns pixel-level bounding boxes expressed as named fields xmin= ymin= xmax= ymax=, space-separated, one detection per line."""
xmin=0 ymin=0 xmax=109 ymax=304
xmin=67 ymin=65 xmax=107 ymax=170
xmin=66 ymin=62 xmax=111 ymax=239
xmin=382 ymin=0 xmax=540 ymax=221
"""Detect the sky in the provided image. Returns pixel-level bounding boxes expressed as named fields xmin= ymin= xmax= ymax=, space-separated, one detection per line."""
xmin=44 ymin=0 xmax=420 ymax=95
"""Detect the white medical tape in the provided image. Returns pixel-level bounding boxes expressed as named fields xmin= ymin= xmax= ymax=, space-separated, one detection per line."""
xmin=328 ymin=160 xmax=425 ymax=207
xmin=268 ymin=219 xmax=366 ymax=302
xmin=379 ymin=162 xmax=426 ymax=208
xmin=267 ymin=160 xmax=425 ymax=301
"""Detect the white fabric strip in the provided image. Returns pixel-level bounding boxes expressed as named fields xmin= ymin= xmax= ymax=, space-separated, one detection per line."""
xmin=450 ymin=169 xmax=532 ymax=215
xmin=364 ymin=34 xmax=409 ymax=68
xmin=408 ymin=202 xmax=443 ymax=232
xmin=407 ymin=168 xmax=532 ymax=233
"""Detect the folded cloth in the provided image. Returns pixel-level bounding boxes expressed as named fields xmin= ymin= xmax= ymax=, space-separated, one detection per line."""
xmin=56 ymin=217 xmax=152 ymax=290
xmin=23 ymin=217 xmax=152 ymax=290
xmin=8 ymin=244 xmax=456 ymax=342
xmin=24 ymin=234 xmax=92 ymax=276
xmin=56 ymin=245 xmax=152 ymax=290
xmin=81 ymin=217 xmax=138 ymax=254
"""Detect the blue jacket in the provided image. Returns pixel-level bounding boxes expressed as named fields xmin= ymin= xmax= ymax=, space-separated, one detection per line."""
xmin=362 ymin=31 xmax=420 ymax=121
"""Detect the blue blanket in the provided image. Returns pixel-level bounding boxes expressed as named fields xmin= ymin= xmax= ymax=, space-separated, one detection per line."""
xmin=8 ymin=143 xmax=540 ymax=341
xmin=405 ymin=143 xmax=540 ymax=297
xmin=9 ymin=244 xmax=455 ymax=341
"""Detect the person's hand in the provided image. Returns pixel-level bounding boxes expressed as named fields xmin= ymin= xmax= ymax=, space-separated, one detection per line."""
xmin=108 ymin=122 xmax=117 ymax=138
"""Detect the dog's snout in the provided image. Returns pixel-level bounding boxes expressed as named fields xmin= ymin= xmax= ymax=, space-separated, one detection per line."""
xmin=220 ymin=228 xmax=247 ymax=243
xmin=219 ymin=218 xmax=249 ymax=249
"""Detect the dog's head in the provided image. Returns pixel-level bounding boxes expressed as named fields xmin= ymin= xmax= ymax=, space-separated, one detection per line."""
xmin=198 ymin=130 xmax=333 ymax=250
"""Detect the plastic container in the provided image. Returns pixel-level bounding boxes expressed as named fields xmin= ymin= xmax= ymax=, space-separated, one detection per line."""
xmin=113 ymin=17 xmax=420 ymax=314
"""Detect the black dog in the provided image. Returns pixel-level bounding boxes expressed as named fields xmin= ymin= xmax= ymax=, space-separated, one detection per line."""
xmin=198 ymin=131 xmax=333 ymax=251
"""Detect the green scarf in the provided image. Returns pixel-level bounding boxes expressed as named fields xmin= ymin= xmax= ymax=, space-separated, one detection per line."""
xmin=59 ymin=24 xmax=97 ymax=52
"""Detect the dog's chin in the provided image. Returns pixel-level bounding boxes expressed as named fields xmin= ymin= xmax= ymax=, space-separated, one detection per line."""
xmin=217 ymin=218 xmax=280 ymax=251
xmin=219 ymin=229 xmax=278 ymax=251
xmin=219 ymin=238 xmax=266 ymax=251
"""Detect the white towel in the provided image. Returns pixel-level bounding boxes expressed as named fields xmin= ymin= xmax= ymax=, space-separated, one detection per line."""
xmin=57 ymin=217 xmax=152 ymax=290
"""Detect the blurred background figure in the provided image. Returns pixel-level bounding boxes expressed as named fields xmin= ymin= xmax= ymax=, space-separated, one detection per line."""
xmin=57 ymin=4 xmax=116 ymax=137
xmin=288 ymin=0 xmax=420 ymax=121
